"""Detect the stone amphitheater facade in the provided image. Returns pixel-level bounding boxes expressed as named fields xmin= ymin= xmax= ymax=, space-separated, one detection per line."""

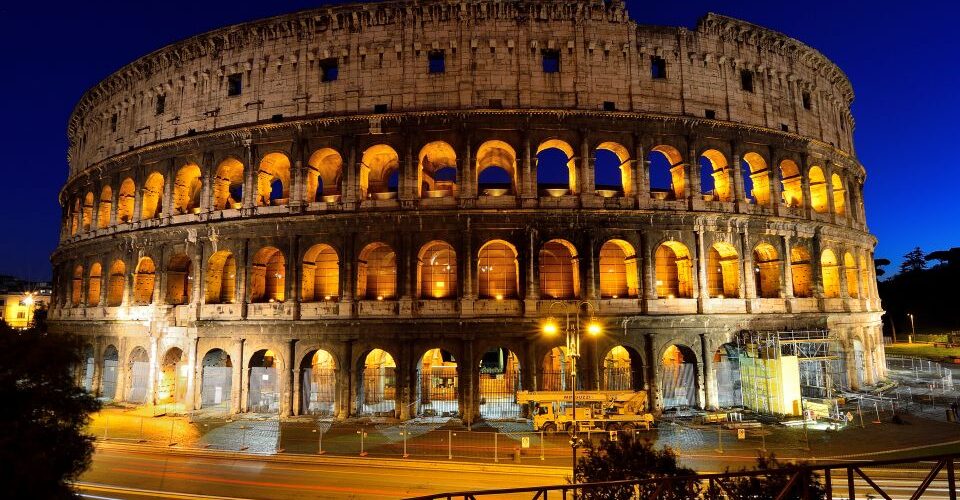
xmin=50 ymin=0 xmax=883 ymax=422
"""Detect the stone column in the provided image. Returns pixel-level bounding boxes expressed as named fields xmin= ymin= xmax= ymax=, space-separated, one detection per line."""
xmin=686 ymin=146 xmax=701 ymax=208
xmin=463 ymin=227 xmax=474 ymax=299
xmin=521 ymin=134 xmax=535 ymax=201
xmin=640 ymin=232 xmax=656 ymax=301
xmin=342 ymin=137 xmax=358 ymax=206
xmin=824 ymin=161 xmax=837 ymax=224
xmin=585 ymin=232 xmax=597 ymax=300
xmin=288 ymin=235 xmax=299 ymax=319
xmin=242 ymin=141 xmax=256 ymax=210
xmin=200 ymin=152 xmax=214 ymax=213
xmin=185 ymin=337 xmax=199 ymax=411
xmin=741 ymin=231 xmax=757 ymax=300
xmin=340 ymin=233 xmax=355 ymax=316
xmin=811 ymin=235 xmax=825 ymax=301
xmin=695 ymin=229 xmax=708 ymax=312
xmin=161 ymin=162 xmax=174 ymax=220
xmin=233 ymin=338 xmax=245 ymax=414
xmin=460 ymin=134 xmax=474 ymax=199
xmin=644 ymin=333 xmax=660 ymax=412
xmin=399 ymin=139 xmax=416 ymax=205
xmin=285 ymin=339 xmax=297 ymax=417
xmin=109 ymin=182 xmax=119 ymax=227
xmin=132 ymin=171 xmax=144 ymax=222
xmin=341 ymin=339 xmax=354 ymax=419
xmin=731 ymin=152 xmax=746 ymax=212
xmin=524 ymin=228 xmax=540 ymax=316
xmin=579 ymin=132 xmax=594 ymax=197
xmin=635 ymin=140 xmax=650 ymax=207
xmin=238 ymin=240 xmax=249 ymax=318
xmin=800 ymin=154 xmax=813 ymax=218
xmin=770 ymin=156 xmax=784 ymax=215
xmin=700 ymin=334 xmax=717 ymax=409
xmin=147 ymin=336 xmax=159 ymax=406
xmin=782 ymin=235 xmax=794 ymax=299
xmin=462 ymin=338 xmax=475 ymax=425
xmin=289 ymin=136 xmax=305 ymax=211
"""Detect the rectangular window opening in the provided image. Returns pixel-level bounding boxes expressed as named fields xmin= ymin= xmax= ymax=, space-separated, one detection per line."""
xmin=227 ymin=73 xmax=243 ymax=96
xmin=704 ymin=109 xmax=716 ymax=119
xmin=542 ymin=49 xmax=560 ymax=73
xmin=802 ymin=91 xmax=812 ymax=110
xmin=155 ymin=95 xmax=166 ymax=116
xmin=740 ymin=70 xmax=754 ymax=93
xmin=428 ymin=50 xmax=446 ymax=74
xmin=374 ymin=103 xmax=389 ymax=114
xmin=781 ymin=124 xmax=789 ymax=132
xmin=651 ymin=56 xmax=667 ymax=79
xmin=603 ymin=101 xmax=616 ymax=111
xmin=320 ymin=58 xmax=339 ymax=82
xmin=488 ymin=99 xmax=503 ymax=109
xmin=110 ymin=113 xmax=118 ymax=133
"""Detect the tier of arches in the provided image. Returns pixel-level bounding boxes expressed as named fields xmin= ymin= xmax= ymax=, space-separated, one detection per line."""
xmin=64 ymin=139 xmax=864 ymax=237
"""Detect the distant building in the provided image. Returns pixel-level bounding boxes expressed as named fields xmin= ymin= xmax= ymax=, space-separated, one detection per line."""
xmin=0 ymin=277 xmax=51 ymax=329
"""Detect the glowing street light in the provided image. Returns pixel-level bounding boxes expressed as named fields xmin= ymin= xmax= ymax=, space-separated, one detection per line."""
xmin=542 ymin=318 xmax=559 ymax=336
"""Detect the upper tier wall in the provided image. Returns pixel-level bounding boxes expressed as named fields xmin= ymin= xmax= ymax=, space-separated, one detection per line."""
xmin=66 ymin=1 xmax=856 ymax=177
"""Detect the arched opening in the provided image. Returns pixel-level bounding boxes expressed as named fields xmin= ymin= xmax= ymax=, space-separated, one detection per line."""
xmin=476 ymin=140 xmax=518 ymax=196
xmin=257 ymin=153 xmax=291 ymax=206
xmin=172 ymin=164 xmax=203 ymax=215
xmin=742 ymin=152 xmax=771 ymax=206
xmin=660 ymin=344 xmax=698 ymax=409
xmin=848 ymin=179 xmax=861 ymax=221
xmin=541 ymin=346 xmax=584 ymax=391
xmin=852 ymin=339 xmax=865 ymax=388
xmin=844 ymin=252 xmax=860 ymax=298
xmin=117 ymin=178 xmax=136 ymax=223
xmin=306 ymin=148 xmax=343 ymax=203
xmin=601 ymin=345 xmax=644 ymax=391
xmin=70 ymin=198 xmax=80 ymax=235
xmin=212 ymin=158 xmax=244 ymax=210
xmin=133 ymin=257 xmax=156 ymax=305
xmin=97 ymin=186 xmax=112 ymax=229
xmin=87 ymin=263 xmax=102 ymax=307
xmin=140 ymin=172 xmax=164 ymax=219
xmin=699 ymin=150 xmax=731 ymax=202
xmin=714 ymin=344 xmax=742 ymax=408
xmin=536 ymin=139 xmax=576 ymax=196
xmin=655 ymin=242 xmax=692 ymax=298
xmin=478 ymin=347 xmax=522 ymax=419
xmin=790 ymin=246 xmax=813 ymax=298
xmin=859 ymin=254 xmax=872 ymax=300
xmin=832 ymin=173 xmax=846 ymax=217
xmin=158 ymin=347 xmax=187 ymax=405
xmin=301 ymin=244 xmax=339 ymax=302
xmin=821 ymin=249 xmax=841 ymax=298
xmin=81 ymin=344 xmax=95 ymax=392
xmin=648 ymin=146 xmax=685 ymax=200
xmin=360 ymin=144 xmax=399 ymax=200
xmin=780 ymin=160 xmax=803 ymax=208
xmin=357 ymin=243 xmax=396 ymax=300
xmin=707 ymin=242 xmax=740 ymax=298
xmin=248 ymin=349 xmax=280 ymax=413
xmin=539 ymin=239 xmax=580 ymax=299
xmin=71 ymin=265 xmax=83 ymax=306
xmin=200 ymin=348 xmax=232 ymax=410
xmin=165 ymin=254 xmax=192 ymax=305
xmin=599 ymin=239 xmax=639 ymax=298
xmin=595 ymin=142 xmax=631 ymax=196
xmin=417 ymin=348 xmax=458 ymax=417
xmin=418 ymin=141 xmax=458 ymax=198
xmin=101 ymin=345 xmax=120 ymax=401
xmin=809 ymin=166 xmax=828 ymax=213
xmin=106 ymin=260 xmax=125 ymax=307
xmin=81 ymin=192 xmax=94 ymax=231
xmin=753 ymin=243 xmax=781 ymax=298
xmin=478 ymin=240 xmax=519 ymax=300
xmin=125 ymin=347 xmax=150 ymax=404
xmin=204 ymin=251 xmax=236 ymax=304
xmin=418 ymin=241 xmax=457 ymax=299
xmin=300 ymin=349 xmax=337 ymax=416
xmin=249 ymin=246 xmax=285 ymax=303
xmin=358 ymin=349 xmax=396 ymax=416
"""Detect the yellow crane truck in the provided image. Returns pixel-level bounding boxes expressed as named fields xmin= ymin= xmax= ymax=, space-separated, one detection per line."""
xmin=516 ymin=390 xmax=655 ymax=432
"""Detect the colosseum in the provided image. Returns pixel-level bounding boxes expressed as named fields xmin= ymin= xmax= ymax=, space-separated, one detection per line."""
xmin=51 ymin=0 xmax=883 ymax=423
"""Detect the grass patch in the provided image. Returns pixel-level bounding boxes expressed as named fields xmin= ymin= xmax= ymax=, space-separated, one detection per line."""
xmin=885 ymin=342 xmax=960 ymax=361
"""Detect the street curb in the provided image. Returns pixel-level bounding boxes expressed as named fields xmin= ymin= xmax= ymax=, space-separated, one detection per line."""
xmin=96 ymin=441 xmax=570 ymax=477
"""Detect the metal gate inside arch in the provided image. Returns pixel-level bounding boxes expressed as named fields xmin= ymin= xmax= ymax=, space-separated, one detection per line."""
xmin=479 ymin=347 xmax=522 ymax=419
xmin=301 ymin=349 xmax=336 ymax=416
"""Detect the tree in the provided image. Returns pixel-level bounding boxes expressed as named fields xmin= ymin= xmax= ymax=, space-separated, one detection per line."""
xmin=713 ymin=453 xmax=826 ymax=500
xmin=925 ymin=247 xmax=960 ymax=267
xmin=575 ymin=434 xmax=701 ymax=499
xmin=900 ymin=247 xmax=927 ymax=274
xmin=874 ymin=258 xmax=891 ymax=277
xmin=0 ymin=328 xmax=100 ymax=498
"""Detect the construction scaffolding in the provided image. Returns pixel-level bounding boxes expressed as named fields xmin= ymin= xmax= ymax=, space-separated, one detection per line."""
xmin=736 ymin=329 xmax=848 ymax=418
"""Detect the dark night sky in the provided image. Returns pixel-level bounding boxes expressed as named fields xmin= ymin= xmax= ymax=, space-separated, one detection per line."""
xmin=1 ymin=0 xmax=956 ymax=281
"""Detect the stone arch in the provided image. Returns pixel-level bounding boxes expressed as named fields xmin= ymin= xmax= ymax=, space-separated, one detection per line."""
xmin=601 ymin=345 xmax=644 ymax=391
xmin=753 ymin=243 xmax=781 ymax=298
xmin=69 ymin=197 xmax=81 ymax=235
xmin=540 ymin=346 xmax=584 ymax=391
xmin=306 ymin=148 xmax=344 ymax=203
xmin=655 ymin=241 xmax=692 ymax=298
xmin=357 ymin=348 xmax=397 ymax=416
xmin=247 ymin=349 xmax=281 ymax=413
xmin=212 ymin=158 xmax=244 ymax=210
xmin=101 ymin=344 xmax=120 ymax=401
xmin=172 ymin=163 xmax=203 ymax=215
xmin=742 ymin=152 xmax=771 ymax=206
xmin=809 ymin=166 xmax=829 ymax=213
xmin=200 ymin=348 xmax=233 ymax=410
xmin=536 ymin=139 xmax=577 ymax=196
xmin=595 ymin=142 xmax=632 ymax=196
xmin=476 ymin=140 xmax=518 ymax=196
xmin=780 ymin=160 xmax=803 ymax=208
xmin=359 ymin=144 xmax=399 ymax=200
xmin=832 ymin=173 xmax=846 ymax=216
xmin=249 ymin=246 xmax=286 ymax=303
xmin=599 ymin=239 xmax=639 ymax=298
xmin=707 ymin=242 xmax=740 ymax=298
xmin=416 ymin=348 xmax=459 ymax=417
xmin=81 ymin=192 xmax=94 ymax=231
xmin=821 ymin=249 xmax=841 ymax=298
xmin=71 ymin=264 xmax=84 ymax=306
xmin=80 ymin=344 xmax=96 ymax=392
xmin=165 ymin=253 xmax=192 ymax=305
xmin=140 ymin=171 xmax=164 ymax=219
xmin=859 ymin=253 xmax=872 ymax=300
xmin=478 ymin=239 xmax=519 ymax=300
xmin=301 ymin=244 xmax=339 ymax=302
xmin=539 ymin=239 xmax=580 ymax=299
xmin=660 ymin=344 xmax=699 ymax=409
xmin=418 ymin=141 xmax=457 ymax=198
xmin=158 ymin=347 xmax=186 ymax=405
xmin=117 ymin=178 xmax=136 ymax=223
xmin=790 ymin=246 xmax=813 ymax=298
xmin=357 ymin=242 xmax=397 ymax=300
xmin=204 ymin=250 xmax=237 ymax=304
xmin=417 ymin=241 xmax=457 ymax=299
xmin=714 ymin=343 xmax=742 ymax=408
xmin=106 ymin=260 xmax=125 ymax=306
xmin=97 ymin=185 xmax=113 ymax=228
xmin=300 ymin=349 xmax=337 ymax=416
xmin=699 ymin=149 xmax=731 ymax=202
xmin=844 ymin=252 xmax=859 ymax=298
xmin=257 ymin=152 xmax=291 ymax=206
xmin=478 ymin=346 xmax=522 ymax=419
xmin=87 ymin=262 xmax=102 ymax=307
xmin=133 ymin=257 xmax=156 ymax=305
xmin=648 ymin=145 xmax=685 ymax=200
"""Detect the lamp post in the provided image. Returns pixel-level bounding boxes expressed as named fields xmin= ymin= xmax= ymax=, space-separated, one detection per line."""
xmin=908 ymin=313 xmax=915 ymax=343
xmin=542 ymin=300 xmax=602 ymax=494
xmin=22 ymin=292 xmax=35 ymax=329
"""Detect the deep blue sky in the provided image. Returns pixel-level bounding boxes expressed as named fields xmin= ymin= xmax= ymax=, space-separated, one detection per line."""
xmin=1 ymin=0 xmax=956 ymax=281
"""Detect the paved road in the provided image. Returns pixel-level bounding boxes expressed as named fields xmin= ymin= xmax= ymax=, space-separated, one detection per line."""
xmin=79 ymin=445 xmax=564 ymax=499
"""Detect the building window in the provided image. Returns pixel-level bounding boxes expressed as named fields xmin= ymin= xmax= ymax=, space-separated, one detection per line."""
xmin=802 ymin=91 xmax=812 ymax=110
xmin=227 ymin=73 xmax=243 ymax=96
xmin=740 ymin=70 xmax=754 ymax=93
xmin=603 ymin=101 xmax=616 ymax=111
xmin=16 ymin=312 xmax=25 ymax=319
xmin=428 ymin=50 xmax=445 ymax=74
xmin=374 ymin=103 xmax=389 ymax=114
xmin=542 ymin=49 xmax=560 ymax=73
xmin=110 ymin=113 xmax=118 ymax=133
xmin=155 ymin=94 xmax=166 ymax=116
xmin=781 ymin=124 xmax=789 ymax=132
xmin=651 ymin=56 xmax=667 ymax=79
xmin=320 ymin=58 xmax=339 ymax=82
xmin=705 ymin=109 xmax=716 ymax=119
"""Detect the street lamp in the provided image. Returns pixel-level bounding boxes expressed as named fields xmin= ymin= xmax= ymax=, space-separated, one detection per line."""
xmin=541 ymin=300 xmax=602 ymax=492
xmin=908 ymin=313 xmax=916 ymax=343
xmin=22 ymin=292 xmax=35 ymax=329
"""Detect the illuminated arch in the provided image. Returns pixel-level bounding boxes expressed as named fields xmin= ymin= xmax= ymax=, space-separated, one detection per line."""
xmin=212 ymin=158 xmax=244 ymax=210
xmin=809 ymin=166 xmax=828 ymax=213
xmin=418 ymin=141 xmax=457 ymax=198
xmin=360 ymin=145 xmax=400 ymax=200
xmin=205 ymin=251 xmax=237 ymax=304
xmin=69 ymin=198 xmax=81 ymax=235
xmin=140 ymin=172 xmax=164 ymax=219
xmin=300 ymin=349 xmax=337 ymax=416
xmin=821 ymin=249 xmax=840 ymax=298
xmin=357 ymin=243 xmax=397 ymax=300
xmin=97 ymin=185 xmax=112 ymax=228
xmin=87 ymin=262 xmax=102 ymax=306
xmin=536 ymin=139 xmax=577 ymax=195
xmin=595 ymin=142 xmax=632 ymax=196
xmin=599 ymin=239 xmax=639 ymax=298
xmin=306 ymin=148 xmax=343 ymax=203
xmin=859 ymin=254 xmax=872 ymax=300
xmin=742 ymin=152 xmax=771 ymax=206
xmin=166 ymin=253 xmax=192 ymax=305
xmin=71 ymin=265 xmax=83 ymax=306
xmin=106 ymin=260 xmax=126 ymax=306
xmin=133 ymin=257 xmax=156 ymax=304
xmin=257 ymin=153 xmax=291 ymax=206
xmin=117 ymin=178 xmax=136 ymax=223
xmin=648 ymin=145 xmax=685 ymax=200
xmin=832 ymin=173 xmax=846 ymax=216
xmin=753 ymin=243 xmax=781 ymax=298
xmin=249 ymin=246 xmax=286 ymax=303
xmin=81 ymin=192 xmax=94 ymax=231
xmin=661 ymin=344 xmax=699 ymax=409
xmin=172 ymin=163 xmax=203 ymax=214
xmin=418 ymin=241 xmax=457 ymax=299
xmin=655 ymin=241 xmax=692 ymax=298
xmin=478 ymin=240 xmax=519 ymax=299
xmin=359 ymin=348 xmax=397 ymax=415
xmin=780 ymin=160 xmax=803 ymax=208
xmin=699 ymin=149 xmax=731 ymax=202
xmin=844 ymin=252 xmax=859 ymax=298
xmin=707 ymin=242 xmax=740 ymax=298
xmin=539 ymin=239 xmax=580 ymax=299
xmin=301 ymin=244 xmax=340 ymax=302
xmin=476 ymin=140 xmax=518 ymax=196
xmin=790 ymin=246 xmax=813 ymax=298
xmin=601 ymin=345 xmax=644 ymax=391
